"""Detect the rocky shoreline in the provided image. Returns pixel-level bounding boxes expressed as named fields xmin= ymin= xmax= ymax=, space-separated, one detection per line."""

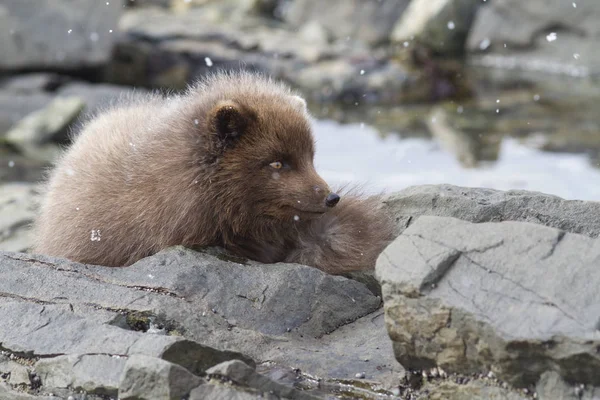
xmin=1 ymin=183 xmax=599 ymax=399
xmin=2 ymin=0 xmax=600 ymax=399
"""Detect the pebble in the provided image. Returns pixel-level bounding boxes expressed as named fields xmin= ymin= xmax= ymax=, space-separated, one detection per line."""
xmin=355 ymin=372 xmax=365 ymax=379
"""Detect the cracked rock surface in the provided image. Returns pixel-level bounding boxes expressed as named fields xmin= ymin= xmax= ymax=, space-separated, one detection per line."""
xmin=0 ymin=247 xmax=402 ymax=399
xmin=377 ymin=215 xmax=600 ymax=389
xmin=384 ymin=184 xmax=600 ymax=238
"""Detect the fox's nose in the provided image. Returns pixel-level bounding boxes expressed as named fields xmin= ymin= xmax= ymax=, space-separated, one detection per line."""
xmin=325 ymin=192 xmax=340 ymax=208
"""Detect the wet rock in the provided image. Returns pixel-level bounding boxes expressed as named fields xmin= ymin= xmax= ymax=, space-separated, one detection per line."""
xmin=426 ymin=106 xmax=501 ymax=168
xmin=207 ymin=360 xmax=318 ymax=400
xmin=0 ymin=0 xmax=122 ymax=71
xmin=284 ymin=0 xmax=410 ymax=46
xmin=467 ymin=0 xmax=599 ymax=77
xmin=384 ymin=184 xmax=600 ymax=238
xmin=0 ymin=183 xmax=38 ymax=253
xmin=377 ymin=215 xmax=600 ymax=388
xmin=392 ymin=0 xmax=483 ymax=56
xmin=118 ymin=355 xmax=203 ymax=400
xmin=189 ymin=383 xmax=280 ymax=400
xmin=35 ymin=354 xmax=124 ymax=396
xmin=4 ymin=97 xmax=85 ymax=161
xmin=108 ymin=7 xmax=427 ymax=104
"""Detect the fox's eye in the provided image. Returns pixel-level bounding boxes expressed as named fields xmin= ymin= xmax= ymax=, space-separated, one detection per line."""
xmin=270 ymin=161 xmax=283 ymax=169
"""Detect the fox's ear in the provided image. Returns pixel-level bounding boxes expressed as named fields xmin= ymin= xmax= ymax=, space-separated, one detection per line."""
xmin=291 ymin=95 xmax=307 ymax=112
xmin=208 ymin=100 xmax=255 ymax=147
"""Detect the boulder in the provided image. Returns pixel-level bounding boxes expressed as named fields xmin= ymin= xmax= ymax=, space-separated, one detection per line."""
xmin=206 ymin=360 xmax=318 ymax=399
xmin=377 ymin=215 xmax=600 ymax=388
xmin=383 ymin=184 xmax=600 ymax=238
xmin=118 ymin=355 xmax=203 ymax=400
xmin=0 ymin=0 xmax=122 ymax=71
xmin=35 ymin=354 xmax=124 ymax=396
xmin=467 ymin=0 xmax=600 ymax=77
xmin=4 ymin=97 xmax=85 ymax=161
xmin=284 ymin=0 xmax=411 ymax=46
xmin=392 ymin=0 xmax=483 ymax=55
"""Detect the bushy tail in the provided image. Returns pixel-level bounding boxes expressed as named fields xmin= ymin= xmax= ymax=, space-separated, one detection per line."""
xmin=285 ymin=188 xmax=396 ymax=275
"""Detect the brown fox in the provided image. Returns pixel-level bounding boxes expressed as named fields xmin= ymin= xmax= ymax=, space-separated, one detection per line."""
xmin=32 ymin=72 xmax=395 ymax=274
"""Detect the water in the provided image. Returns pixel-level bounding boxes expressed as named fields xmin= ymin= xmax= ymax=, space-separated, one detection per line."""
xmin=313 ymin=118 xmax=600 ymax=201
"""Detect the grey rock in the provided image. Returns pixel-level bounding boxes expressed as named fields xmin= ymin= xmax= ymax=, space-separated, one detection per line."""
xmin=108 ymin=7 xmax=425 ymax=104
xmin=418 ymin=379 xmax=529 ymax=400
xmin=536 ymin=370 xmax=600 ymax=400
xmin=0 ymin=0 xmax=122 ymax=71
xmin=0 ymin=383 xmax=53 ymax=400
xmin=35 ymin=354 xmax=125 ymax=396
xmin=118 ymin=355 xmax=203 ymax=400
xmin=0 ymin=354 xmax=31 ymax=386
xmin=128 ymin=335 xmax=256 ymax=375
xmin=4 ymin=97 xmax=85 ymax=161
xmin=0 ymin=92 xmax=53 ymax=135
xmin=384 ymin=184 xmax=600 ymax=238
xmin=189 ymin=383 xmax=280 ymax=400
xmin=376 ymin=215 xmax=600 ymax=388
xmin=0 ymin=183 xmax=38 ymax=253
xmin=0 ymin=249 xmax=396 ymax=385
xmin=285 ymin=0 xmax=411 ymax=45
xmin=0 ymin=74 xmax=69 ymax=94
xmin=392 ymin=0 xmax=483 ymax=55
xmin=95 ymin=247 xmax=381 ymax=337
xmin=467 ymin=0 xmax=600 ymax=77
xmin=206 ymin=360 xmax=318 ymax=400
xmin=56 ymin=82 xmax=146 ymax=121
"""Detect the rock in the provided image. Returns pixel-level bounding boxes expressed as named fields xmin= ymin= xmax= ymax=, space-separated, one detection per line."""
xmin=376 ymin=215 xmax=600 ymax=388
xmin=536 ymin=370 xmax=600 ymax=400
xmin=426 ymin=106 xmax=501 ymax=168
xmin=0 ymin=354 xmax=31 ymax=386
xmin=108 ymin=7 xmax=429 ymax=104
xmin=0 ymin=383 xmax=53 ymax=400
xmin=128 ymin=335 xmax=255 ymax=375
xmin=284 ymin=0 xmax=411 ymax=46
xmin=56 ymin=82 xmax=147 ymax=121
xmin=0 ymin=92 xmax=53 ymax=135
xmin=392 ymin=0 xmax=483 ymax=55
xmin=422 ymin=379 xmax=529 ymax=400
xmin=467 ymin=0 xmax=599 ymax=77
xmin=118 ymin=355 xmax=204 ymax=400
xmin=0 ymin=183 xmax=38 ymax=252
xmin=0 ymin=0 xmax=122 ymax=71
xmin=35 ymin=354 xmax=124 ymax=396
xmin=384 ymin=184 xmax=600 ymax=238
xmin=4 ymin=97 xmax=85 ymax=161
xmin=0 ymin=74 xmax=69 ymax=94
xmin=189 ymin=383 xmax=280 ymax=400
xmin=206 ymin=360 xmax=318 ymax=400
xmin=0 ymin=249 xmax=395 ymax=387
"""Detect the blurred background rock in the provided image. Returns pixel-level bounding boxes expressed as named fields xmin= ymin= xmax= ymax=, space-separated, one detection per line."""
xmin=2 ymin=0 xmax=600 ymax=252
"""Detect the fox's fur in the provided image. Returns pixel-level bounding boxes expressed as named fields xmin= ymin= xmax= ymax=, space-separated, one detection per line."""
xmin=32 ymin=72 xmax=395 ymax=274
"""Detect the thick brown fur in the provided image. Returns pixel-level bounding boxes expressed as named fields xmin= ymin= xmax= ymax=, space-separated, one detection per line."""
xmin=32 ymin=71 xmax=395 ymax=274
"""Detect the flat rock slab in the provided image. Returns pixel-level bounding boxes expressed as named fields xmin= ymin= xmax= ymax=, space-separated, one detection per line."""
xmin=384 ymin=184 xmax=600 ymax=238
xmin=0 ymin=248 xmax=397 ymax=384
xmin=377 ymin=215 xmax=600 ymax=388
